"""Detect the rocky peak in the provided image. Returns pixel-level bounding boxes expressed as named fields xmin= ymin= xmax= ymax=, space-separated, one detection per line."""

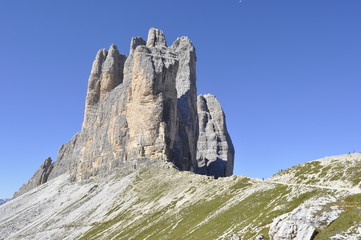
xmin=102 ymin=44 xmax=120 ymax=72
xmin=171 ymin=35 xmax=199 ymax=171
xmin=130 ymin=36 xmax=146 ymax=54
xmin=172 ymin=36 xmax=194 ymax=53
xmin=90 ymin=49 xmax=108 ymax=75
xmin=146 ymin=28 xmax=167 ymax=48
xmin=197 ymin=94 xmax=234 ymax=177
xmin=100 ymin=44 xmax=125 ymax=99
xmin=83 ymin=44 xmax=127 ymax=127
xmin=14 ymin=28 xmax=234 ymax=197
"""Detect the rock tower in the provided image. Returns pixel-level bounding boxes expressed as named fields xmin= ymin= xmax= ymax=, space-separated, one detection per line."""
xmin=14 ymin=28 xmax=234 ymax=197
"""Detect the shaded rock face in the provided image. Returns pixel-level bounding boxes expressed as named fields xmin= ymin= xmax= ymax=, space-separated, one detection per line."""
xmin=13 ymin=158 xmax=54 ymax=198
xmin=196 ymin=94 xmax=234 ymax=178
xmin=14 ymin=28 xmax=234 ymax=197
xmin=172 ymin=36 xmax=199 ymax=171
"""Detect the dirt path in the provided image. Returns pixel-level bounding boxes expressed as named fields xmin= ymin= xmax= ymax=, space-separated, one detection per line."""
xmin=264 ymin=180 xmax=361 ymax=194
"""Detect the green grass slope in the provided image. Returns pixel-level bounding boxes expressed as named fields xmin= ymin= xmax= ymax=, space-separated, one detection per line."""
xmin=1 ymin=154 xmax=359 ymax=240
xmin=78 ymin=154 xmax=361 ymax=239
xmin=270 ymin=153 xmax=361 ymax=188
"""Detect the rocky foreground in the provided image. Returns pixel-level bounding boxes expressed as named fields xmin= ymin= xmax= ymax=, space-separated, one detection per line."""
xmin=1 ymin=154 xmax=360 ymax=240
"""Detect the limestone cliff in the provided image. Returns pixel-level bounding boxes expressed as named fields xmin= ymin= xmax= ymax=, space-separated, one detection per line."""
xmin=14 ymin=28 xmax=234 ymax=197
xmin=172 ymin=36 xmax=199 ymax=172
xmin=196 ymin=94 xmax=234 ymax=178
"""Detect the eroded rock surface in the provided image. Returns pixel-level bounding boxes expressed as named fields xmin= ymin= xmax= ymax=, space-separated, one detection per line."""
xmin=14 ymin=28 xmax=234 ymax=197
xmin=172 ymin=36 xmax=199 ymax=171
xmin=196 ymin=94 xmax=234 ymax=178
xmin=83 ymin=44 xmax=127 ymax=127
xmin=269 ymin=196 xmax=341 ymax=240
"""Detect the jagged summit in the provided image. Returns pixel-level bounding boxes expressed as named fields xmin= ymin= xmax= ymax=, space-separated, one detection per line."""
xmin=146 ymin=27 xmax=167 ymax=47
xmin=14 ymin=28 xmax=234 ymax=197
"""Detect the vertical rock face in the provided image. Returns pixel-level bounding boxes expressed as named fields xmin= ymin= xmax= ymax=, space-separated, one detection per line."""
xmin=146 ymin=28 xmax=167 ymax=48
xmin=83 ymin=45 xmax=127 ymax=127
xmin=196 ymin=94 xmax=234 ymax=178
xmin=130 ymin=37 xmax=146 ymax=54
xmin=124 ymin=36 xmax=179 ymax=164
xmin=14 ymin=28 xmax=235 ymax=197
xmin=172 ymin=36 xmax=199 ymax=171
xmin=72 ymin=29 xmax=182 ymax=181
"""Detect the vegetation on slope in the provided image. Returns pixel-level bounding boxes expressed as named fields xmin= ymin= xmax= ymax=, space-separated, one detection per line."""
xmin=2 ymin=154 xmax=359 ymax=240
xmin=271 ymin=153 xmax=361 ymax=188
xmin=314 ymin=193 xmax=361 ymax=239
xmin=78 ymin=165 xmax=348 ymax=240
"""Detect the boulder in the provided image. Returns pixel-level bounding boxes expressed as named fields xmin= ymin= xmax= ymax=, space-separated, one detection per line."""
xmin=269 ymin=196 xmax=342 ymax=240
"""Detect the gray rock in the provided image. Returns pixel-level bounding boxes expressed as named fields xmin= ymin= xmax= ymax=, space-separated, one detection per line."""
xmin=171 ymin=36 xmax=199 ymax=171
xmin=146 ymin=28 xmax=167 ymax=48
xmin=13 ymin=157 xmax=54 ymax=198
xmin=14 ymin=28 xmax=235 ymax=196
xmin=100 ymin=44 xmax=126 ymax=99
xmin=231 ymin=236 xmax=241 ymax=240
xmin=84 ymin=49 xmax=107 ymax=108
xmin=51 ymin=28 xmax=182 ymax=182
xmin=269 ymin=196 xmax=342 ymax=240
xmin=48 ymin=133 xmax=81 ymax=181
xmin=83 ymin=44 xmax=127 ymax=127
xmin=130 ymin=36 xmax=146 ymax=54
xmin=196 ymin=94 xmax=234 ymax=178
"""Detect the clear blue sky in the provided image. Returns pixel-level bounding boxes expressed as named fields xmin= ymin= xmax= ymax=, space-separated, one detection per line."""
xmin=0 ymin=0 xmax=360 ymax=198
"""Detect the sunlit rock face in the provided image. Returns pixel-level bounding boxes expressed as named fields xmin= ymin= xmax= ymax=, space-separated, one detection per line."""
xmin=14 ymin=28 xmax=234 ymax=197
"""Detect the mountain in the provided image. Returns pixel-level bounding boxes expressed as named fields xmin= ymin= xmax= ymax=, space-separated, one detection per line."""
xmin=0 ymin=29 xmax=360 ymax=240
xmin=13 ymin=28 xmax=234 ymax=198
xmin=0 ymin=199 xmax=9 ymax=206
xmin=0 ymin=154 xmax=360 ymax=239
